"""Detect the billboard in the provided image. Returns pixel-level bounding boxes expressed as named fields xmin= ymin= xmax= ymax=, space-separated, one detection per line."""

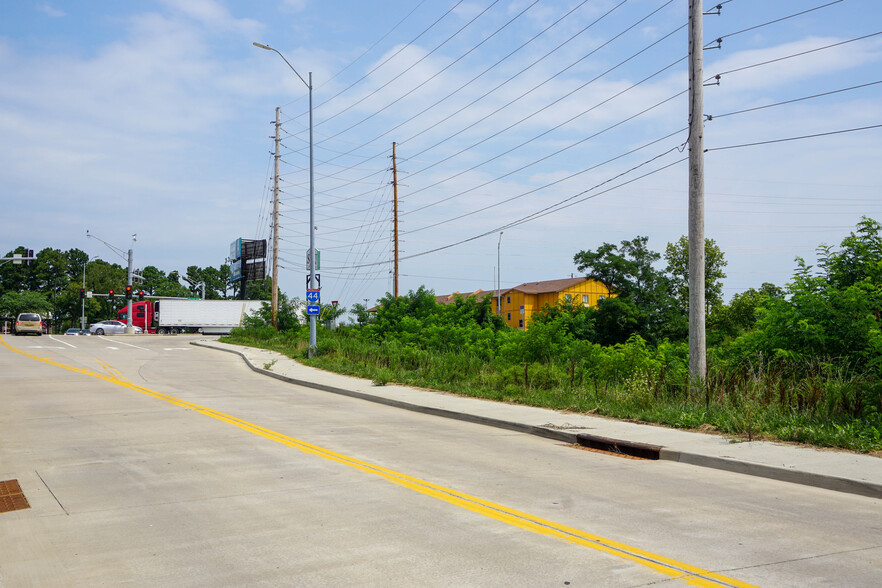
xmin=229 ymin=259 xmax=242 ymax=283
xmin=242 ymin=239 xmax=267 ymax=260
xmin=244 ymin=260 xmax=265 ymax=281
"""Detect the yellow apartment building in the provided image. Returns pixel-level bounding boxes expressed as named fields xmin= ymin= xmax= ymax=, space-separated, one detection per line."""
xmin=495 ymin=277 xmax=613 ymax=330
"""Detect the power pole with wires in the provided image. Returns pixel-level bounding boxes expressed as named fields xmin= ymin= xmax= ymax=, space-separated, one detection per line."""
xmin=391 ymin=142 xmax=400 ymax=298
xmin=272 ymin=106 xmax=281 ymax=328
xmin=688 ymin=0 xmax=706 ymax=390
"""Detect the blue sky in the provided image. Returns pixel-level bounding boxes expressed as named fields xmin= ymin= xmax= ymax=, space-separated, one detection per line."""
xmin=2 ymin=0 xmax=881 ymax=315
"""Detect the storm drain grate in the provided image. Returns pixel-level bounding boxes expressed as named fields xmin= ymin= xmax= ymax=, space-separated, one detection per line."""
xmin=0 ymin=479 xmax=30 ymax=513
xmin=575 ymin=433 xmax=662 ymax=460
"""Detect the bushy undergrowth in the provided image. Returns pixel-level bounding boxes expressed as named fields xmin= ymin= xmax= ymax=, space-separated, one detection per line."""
xmin=224 ymin=219 xmax=882 ymax=453
xmin=225 ymin=323 xmax=882 ymax=453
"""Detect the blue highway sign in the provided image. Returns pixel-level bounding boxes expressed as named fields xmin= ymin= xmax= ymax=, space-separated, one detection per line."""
xmin=306 ymin=289 xmax=320 ymax=303
xmin=306 ymin=305 xmax=320 ymax=316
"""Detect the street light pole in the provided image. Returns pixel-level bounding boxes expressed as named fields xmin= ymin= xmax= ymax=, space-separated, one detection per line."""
xmin=254 ymin=42 xmax=317 ymax=356
xmin=81 ymin=255 xmax=98 ymax=330
xmin=86 ymin=231 xmax=136 ymax=333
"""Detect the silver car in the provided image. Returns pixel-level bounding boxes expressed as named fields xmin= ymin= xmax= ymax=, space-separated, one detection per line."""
xmin=89 ymin=320 xmax=142 ymax=335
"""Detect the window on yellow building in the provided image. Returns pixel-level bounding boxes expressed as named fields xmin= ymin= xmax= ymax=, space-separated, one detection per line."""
xmin=583 ymin=294 xmax=590 ymax=305
xmin=507 ymin=312 xmax=511 ymax=321
xmin=506 ymin=295 xmax=511 ymax=304
xmin=565 ymin=294 xmax=571 ymax=302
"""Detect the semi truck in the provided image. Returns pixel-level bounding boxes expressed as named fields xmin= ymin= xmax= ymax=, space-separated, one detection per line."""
xmin=117 ymin=299 xmax=263 ymax=334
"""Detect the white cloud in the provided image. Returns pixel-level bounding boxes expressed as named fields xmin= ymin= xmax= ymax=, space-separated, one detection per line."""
xmin=280 ymin=0 xmax=309 ymax=13
xmin=36 ymin=4 xmax=65 ymax=18
xmin=155 ymin=0 xmax=263 ymax=36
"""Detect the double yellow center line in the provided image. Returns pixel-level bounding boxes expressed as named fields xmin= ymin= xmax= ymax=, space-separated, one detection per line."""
xmin=1 ymin=337 xmax=756 ymax=587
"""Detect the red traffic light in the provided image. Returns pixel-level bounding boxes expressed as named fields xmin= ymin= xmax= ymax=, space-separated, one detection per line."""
xmin=108 ymin=289 xmax=115 ymax=300
xmin=79 ymin=288 xmax=85 ymax=299
xmin=125 ymin=285 xmax=133 ymax=299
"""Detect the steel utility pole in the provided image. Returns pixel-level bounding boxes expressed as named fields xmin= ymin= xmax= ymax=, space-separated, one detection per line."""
xmin=272 ymin=106 xmax=281 ymax=328
xmin=392 ymin=142 xmax=399 ymax=298
xmin=253 ymin=42 xmax=316 ymax=356
xmin=688 ymin=0 xmax=706 ymax=389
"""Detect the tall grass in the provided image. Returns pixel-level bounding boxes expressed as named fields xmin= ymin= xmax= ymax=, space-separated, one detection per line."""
xmin=223 ymin=327 xmax=882 ymax=453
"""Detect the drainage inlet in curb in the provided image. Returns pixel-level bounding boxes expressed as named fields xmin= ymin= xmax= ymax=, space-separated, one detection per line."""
xmin=575 ymin=433 xmax=662 ymax=460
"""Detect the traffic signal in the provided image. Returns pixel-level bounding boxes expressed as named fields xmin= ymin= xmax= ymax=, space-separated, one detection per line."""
xmin=108 ymin=289 xmax=115 ymax=301
xmin=138 ymin=290 xmax=145 ymax=301
xmin=79 ymin=288 xmax=85 ymax=300
xmin=125 ymin=285 xmax=133 ymax=300
xmin=26 ymin=249 xmax=34 ymax=266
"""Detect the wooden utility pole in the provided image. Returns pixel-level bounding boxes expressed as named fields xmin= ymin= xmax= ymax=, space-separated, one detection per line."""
xmin=688 ymin=0 xmax=706 ymax=388
xmin=392 ymin=142 xmax=399 ymax=298
xmin=272 ymin=106 xmax=281 ymax=328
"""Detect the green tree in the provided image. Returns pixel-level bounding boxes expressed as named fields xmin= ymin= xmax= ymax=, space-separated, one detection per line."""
xmin=709 ymin=283 xmax=783 ymax=341
xmin=0 ymin=291 xmax=52 ymax=318
xmin=184 ymin=265 xmax=231 ymax=299
xmin=664 ymin=236 xmax=728 ymax=313
xmin=244 ymin=292 xmax=304 ymax=331
xmin=820 ymin=217 xmax=882 ymax=320
xmin=350 ymin=302 xmax=373 ymax=326
xmin=574 ymin=236 xmax=681 ymax=343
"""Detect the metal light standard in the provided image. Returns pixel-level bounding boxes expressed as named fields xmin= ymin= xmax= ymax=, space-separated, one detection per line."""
xmin=81 ymin=255 xmax=99 ymax=330
xmin=254 ymin=41 xmax=317 ymax=356
xmin=86 ymin=231 xmax=137 ymax=333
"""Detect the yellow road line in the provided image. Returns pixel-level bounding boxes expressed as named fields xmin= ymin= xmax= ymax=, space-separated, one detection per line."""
xmin=0 ymin=336 xmax=756 ymax=587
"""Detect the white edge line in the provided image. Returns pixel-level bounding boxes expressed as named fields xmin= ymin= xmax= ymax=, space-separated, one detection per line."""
xmin=97 ymin=335 xmax=150 ymax=351
xmin=48 ymin=335 xmax=77 ymax=348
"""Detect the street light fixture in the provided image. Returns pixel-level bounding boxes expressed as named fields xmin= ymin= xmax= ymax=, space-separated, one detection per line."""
xmin=254 ymin=41 xmax=317 ymax=356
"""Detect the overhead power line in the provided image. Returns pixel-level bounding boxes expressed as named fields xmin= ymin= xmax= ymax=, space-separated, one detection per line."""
xmin=708 ymin=124 xmax=882 ymax=151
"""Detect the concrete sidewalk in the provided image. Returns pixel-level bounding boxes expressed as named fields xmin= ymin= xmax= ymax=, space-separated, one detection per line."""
xmin=193 ymin=339 xmax=882 ymax=500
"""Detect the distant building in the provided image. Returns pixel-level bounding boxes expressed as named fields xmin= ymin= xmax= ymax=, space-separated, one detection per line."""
xmin=495 ymin=277 xmax=613 ymax=330
xmin=377 ymin=278 xmax=613 ymax=330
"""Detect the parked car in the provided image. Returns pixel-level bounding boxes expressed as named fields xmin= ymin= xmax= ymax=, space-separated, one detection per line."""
xmin=64 ymin=328 xmax=90 ymax=335
xmin=89 ymin=320 xmax=142 ymax=335
xmin=14 ymin=313 xmax=43 ymax=336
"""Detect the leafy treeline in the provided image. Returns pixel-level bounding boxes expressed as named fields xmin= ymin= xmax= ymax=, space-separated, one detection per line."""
xmin=0 ymin=246 xmax=266 ymax=328
xmin=228 ymin=219 xmax=882 ymax=452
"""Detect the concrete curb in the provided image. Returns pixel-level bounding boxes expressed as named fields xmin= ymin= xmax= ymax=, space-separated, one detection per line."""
xmin=193 ymin=340 xmax=882 ymax=500
xmin=672 ymin=452 xmax=882 ymax=499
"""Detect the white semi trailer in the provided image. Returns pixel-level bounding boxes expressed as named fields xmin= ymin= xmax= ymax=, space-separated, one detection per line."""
xmin=155 ymin=299 xmax=263 ymax=334
xmin=121 ymin=299 xmax=264 ymax=334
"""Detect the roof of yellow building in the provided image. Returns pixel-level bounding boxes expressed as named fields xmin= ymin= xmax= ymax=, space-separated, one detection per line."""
xmin=503 ymin=277 xmax=588 ymax=295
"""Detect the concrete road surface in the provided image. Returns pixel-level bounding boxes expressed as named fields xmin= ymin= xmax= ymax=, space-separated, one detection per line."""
xmin=1 ymin=334 xmax=880 ymax=587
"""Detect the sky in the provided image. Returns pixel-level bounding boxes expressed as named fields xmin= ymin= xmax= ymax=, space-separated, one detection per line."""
xmin=2 ymin=0 xmax=881 ymax=316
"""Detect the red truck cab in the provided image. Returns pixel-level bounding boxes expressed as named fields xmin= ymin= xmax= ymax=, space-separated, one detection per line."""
xmin=117 ymin=300 xmax=155 ymax=333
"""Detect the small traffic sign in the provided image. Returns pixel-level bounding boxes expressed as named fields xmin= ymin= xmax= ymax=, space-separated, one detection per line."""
xmin=306 ymin=305 xmax=320 ymax=316
xmin=306 ymin=289 xmax=320 ymax=303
